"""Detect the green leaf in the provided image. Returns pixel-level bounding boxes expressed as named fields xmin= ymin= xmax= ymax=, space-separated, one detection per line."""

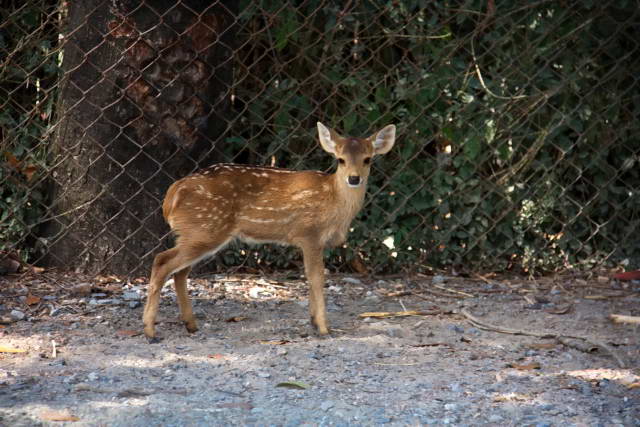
xmin=276 ymin=381 xmax=310 ymax=390
xmin=463 ymin=137 xmax=481 ymax=160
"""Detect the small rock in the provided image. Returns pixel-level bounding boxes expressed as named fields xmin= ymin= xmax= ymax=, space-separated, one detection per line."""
xmin=320 ymin=401 xmax=334 ymax=411
xmin=256 ymin=371 xmax=270 ymax=378
xmin=444 ymin=403 xmax=458 ymax=411
xmin=43 ymin=295 xmax=57 ymax=301
xmin=448 ymin=382 xmax=462 ymax=392
xmin=87 ymin=372 xmax=100 ymax=381
xmin=128 ymin=301 xmax=141 ymax=309
xmin=386 ymin=327 xmax=404 ymax=338
xmin=276 ymin=348 xmax=287 ymax=356
xmin=327 ymin=302 xmax=341 ymax=312
xmin=448 ymin=325 xmax=464 ymax=334
xmin=70 ymin=283 xmax=92 ymax=296
xmin=91 ymin=292 xmax=107 ymax=298
xmin=432 ymin=275 xmax=446 ymax=284
xmin=342 ymin=277 xmax=362 ymax=285
xmin=122 ymin=291 xmax=141 ymax=301
xmin=10 ymin=310 xmax=25 ymax=321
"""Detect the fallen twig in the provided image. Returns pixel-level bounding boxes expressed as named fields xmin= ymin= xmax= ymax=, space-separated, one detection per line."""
xmin=609 ymin=314 xmax=640 ymax=325
xmin=359 ymin=310 xmax=444 ymax=319
xmin=432 ymin=284 xmax=475 ymax=298
xmin=460 ymin=309 xmax=627 ymax=368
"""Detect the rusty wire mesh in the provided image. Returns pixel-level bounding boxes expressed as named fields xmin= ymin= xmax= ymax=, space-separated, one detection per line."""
xmin=1 ymin=0 xmax=639 ymax=277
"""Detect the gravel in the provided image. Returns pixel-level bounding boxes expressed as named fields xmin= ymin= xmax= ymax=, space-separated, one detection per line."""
xmin=0 ymin=274 xmax=638 ymax=426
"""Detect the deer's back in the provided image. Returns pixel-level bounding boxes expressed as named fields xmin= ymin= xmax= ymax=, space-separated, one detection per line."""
xmin=163 ymin=164 xmax=356 ymax=247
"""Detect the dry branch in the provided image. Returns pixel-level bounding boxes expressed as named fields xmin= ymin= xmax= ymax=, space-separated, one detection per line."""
xmin=609 ymin=314 xmax=640 ymax=325
xmin=460 ymin=309 xmax=627 ymax=369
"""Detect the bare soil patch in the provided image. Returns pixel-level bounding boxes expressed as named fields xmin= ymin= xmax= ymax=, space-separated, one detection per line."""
xmin=1 ymin=271 xmax=639 ymax=426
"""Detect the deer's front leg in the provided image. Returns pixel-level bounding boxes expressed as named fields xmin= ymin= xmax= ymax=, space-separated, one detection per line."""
xmin=301 ymin=244 xmax=329 ymax=335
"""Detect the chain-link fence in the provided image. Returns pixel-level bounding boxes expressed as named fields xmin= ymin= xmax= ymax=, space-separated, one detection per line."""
xmin=1 ymin=0 xmax=639 ymax=277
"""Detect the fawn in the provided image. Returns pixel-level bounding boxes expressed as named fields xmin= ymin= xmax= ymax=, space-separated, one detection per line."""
xmin=143 ymin=122 xmax=396 ymax=341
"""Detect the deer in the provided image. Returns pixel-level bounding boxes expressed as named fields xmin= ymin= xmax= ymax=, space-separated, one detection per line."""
xmin=142 ymin=122 xmax=396 ymax=342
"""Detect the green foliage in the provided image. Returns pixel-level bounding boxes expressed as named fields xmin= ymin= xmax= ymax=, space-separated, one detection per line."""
xmin=0 ymin=1 xmax=60 ymax=259
xmin=2 ymin=0 xmax=639 ymax=275
xmin=221 ymin=0 xmax=640 ymax=274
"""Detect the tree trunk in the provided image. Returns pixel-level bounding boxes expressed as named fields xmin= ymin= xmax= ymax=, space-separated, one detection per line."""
xmin=44 ymin=0 xmax=237 ymax=274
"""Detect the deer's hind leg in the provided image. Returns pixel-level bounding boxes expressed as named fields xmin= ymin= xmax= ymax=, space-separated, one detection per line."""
xmin=173 ymin=266 xmax=197 ymax=333
xmin=143 ymin=237 xmax=229 ymax=342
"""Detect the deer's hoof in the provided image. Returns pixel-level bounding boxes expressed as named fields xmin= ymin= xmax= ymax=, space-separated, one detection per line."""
xmin=185 ymin=320 xmax=198 ymax=333
xmin=310 ymin=316 xmax=330 ymax=336
xmin=146 ymin=335 xmax=162 ymax=344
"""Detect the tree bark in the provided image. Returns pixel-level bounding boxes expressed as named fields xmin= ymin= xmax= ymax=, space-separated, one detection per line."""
xmin=44 ymin=0 xmax=236 ymax=274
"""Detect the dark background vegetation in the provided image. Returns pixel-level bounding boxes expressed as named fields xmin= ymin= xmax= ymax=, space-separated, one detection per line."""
xmin=1 ymin=0 xmax=639 ymax=275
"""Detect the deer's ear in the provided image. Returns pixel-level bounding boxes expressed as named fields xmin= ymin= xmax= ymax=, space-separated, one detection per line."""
xmin=371 ymin=125 xmax=396 ymax=155
xmin=317 ymin=122 xmax=338 ymax=155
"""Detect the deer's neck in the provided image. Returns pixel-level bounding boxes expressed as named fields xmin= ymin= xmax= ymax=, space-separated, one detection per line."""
xmin=329 ymin=173 xmax=367 ymax=220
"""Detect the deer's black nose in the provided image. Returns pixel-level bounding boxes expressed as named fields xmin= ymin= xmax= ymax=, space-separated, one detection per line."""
xmin=348 ymin=176 xmax=361 ymax=186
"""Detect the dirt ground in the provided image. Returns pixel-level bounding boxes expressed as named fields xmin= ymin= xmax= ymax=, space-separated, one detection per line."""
xmin=1 ymin=270 xmax=639 ymax=426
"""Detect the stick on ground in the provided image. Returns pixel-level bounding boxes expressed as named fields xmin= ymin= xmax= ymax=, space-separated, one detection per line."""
xmin=460 ymin=309 xmax=627 ymax=369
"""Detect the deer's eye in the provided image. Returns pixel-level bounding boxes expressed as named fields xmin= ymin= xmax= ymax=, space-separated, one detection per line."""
xmin=363 ymin=157 xmax=372 ymax=165
xmin=338 ymin=158 xmax=346 ymax=165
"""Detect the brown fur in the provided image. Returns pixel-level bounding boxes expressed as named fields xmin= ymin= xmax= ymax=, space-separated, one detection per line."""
xmin=143 ymin=123 xmax=396 ymax=340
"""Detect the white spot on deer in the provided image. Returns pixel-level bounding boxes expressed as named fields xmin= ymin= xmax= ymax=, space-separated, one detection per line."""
xmin=292 ymin=190 xmax=316 ymax=201
xmin=238 ymin=215 xmax=275 ymax=224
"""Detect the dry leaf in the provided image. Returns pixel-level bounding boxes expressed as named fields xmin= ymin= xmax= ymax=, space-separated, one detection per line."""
xmin=411 ymin=342 xmax=450 ymax=348
xmin=116 ymin=329 xmax=140 ymax=337
xmin=628 ymin=382 xmax=640 ymax=390
xmin=276 ymin=381 xmax=310 ymax=390
xmin=0 ymin=345 xmax=27 ymax=353
xmin=260 ymin=340 xmax=290 ymax=345
xmin=95 ymin=274 xmax=121 ymax=283
xmin=493 ymin=393 xmax=529 ymax=402
xmin=226 ymin=316 xmax=247 ymax=322
xmin=614 ymin=270 xmax=640 ymax=281
xmin=207 ymin=353 xmax=227 ymax=359
xmin=39 ymin=410 xmax=80 ymax=422
xmin=545 ymin=304 xmax=572 ymax=315
xmin=527 ymin=343 xmax=556 ymax=350
xmin=23 ymin=164 xmax=38 ymax=181
xmin=349 ymin=255 xmax=368 ymax=274
xmin=4 ymin=151 xmax=20 ymax=169
xmin=70 ymin=283 xmax=92 ymax=297
xmin=26 ymin=294 xmax=41 ymax=305
xmin=507 ymin=362 xmax=541 ymax=370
